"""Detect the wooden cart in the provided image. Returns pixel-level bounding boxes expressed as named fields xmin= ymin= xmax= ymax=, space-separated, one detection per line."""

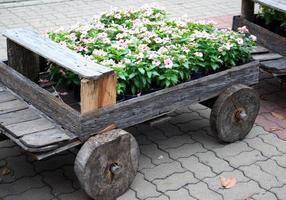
xmin=233 ymin=0 xmax=286 ymax=76
xmin=0 ymin=29 xmax=260 ymax=200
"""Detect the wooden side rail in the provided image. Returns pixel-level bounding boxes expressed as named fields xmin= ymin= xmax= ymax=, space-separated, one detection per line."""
xmin=3 ymin=28 xmax=116 ymax=114
xmin=242 ymin=0 xmax=286 ymax=20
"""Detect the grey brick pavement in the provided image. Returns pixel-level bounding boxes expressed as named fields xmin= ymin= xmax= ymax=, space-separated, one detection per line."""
xmin=1 ymin=105 xmax=286 ymax=200
xmin=1 ymin=0 xmax=286 ymax=200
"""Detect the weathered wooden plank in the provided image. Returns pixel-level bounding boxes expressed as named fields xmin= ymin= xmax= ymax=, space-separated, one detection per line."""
xmin=0 ymin=108 xmax=40 ymax=126
xmin=20 ymin=128 xmax=72 ymax=148
xmin=80 ymin=61 xmax=259 ymax=136
xmin=252 ymin=53 xmax=283 ymax=61
xmin=242 ymin=0 xmax=255 ymax=20
xmin=0 ymin=127 xmax=60 ymax=152
xmin=33 ymin=140 xmax=81 ymax=160
xmin=5 ymin=118 xmax=55 ymax=137
xmin=0 ymin=99 xmax=28 ymax=115
xmin=0 ymin=91 xmax=17 ymax=103
xmin=251 ymin=45 xmax=269 ymax=54
xmin=233 ymin=15 xmax=286 ymax=56
xmin=7 ymin=39 xmax=41 ymax=82
xmin=261 ymin=58 xmax=286 ymax=75
xmin=253 ymin=0 xmax=286 ymax=14
xmin=3 ymin=28 xmax=113 ymax=80
xmin=0 ymin=61 xmax=80 ymax=134
xmin=80 ymin=73 xmax=117 ymax=114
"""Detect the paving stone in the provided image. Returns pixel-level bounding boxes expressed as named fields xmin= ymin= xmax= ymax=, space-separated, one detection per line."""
xmin=177 ymin=118 xmax=209 ymax=132
xmin=145 ymin=194 xmax=169 ymax=200
xmin=166 ymin=188 xmax=197 ymax=200
xmin=0 ymin=146 xmax=21 ymax=160
xmin=130 ymin=173 xmax=161 ymax=200
xmin=34 ymin=153 xmax=74 ymax=173
xmin=136 ymin=134 xmax=153 ymax=145
xmin=244 ymin=137 xmax=282 ymax=157
xmin=252 ymin=191 xmax=278 ymax=200
xmin=153 ymin=122 xmax=183 ymax=137
xmin=0 ymin=140 xmax=16 ymax=148
xmin=0 ymin=160 xmax=6 ymax=168
xmin=239 ymin=164 xmax=283 ymax=190
xmin=3 ymin=187 xmax=54 ymax=200
xmin=117 ymin=189 xmax=138 ymax=200
xmin=136 ymin=124 xmax=168 ymax=142
xmin=140 ymin=143 xmax=173 ymax=165
xmin=62 ymin=165 xmax=81 ymax=190
xmin=188 ymin=104 xmax=209 ymax=111
xmin=271 ymin=155 xmax=286 ymax=168
xmin=153 ymin=171 xmax=198 ymax=192
xmin=156 ymin=135 xmax=195 ymax=150
xmin=246 ymin=125 xmax=269 ymax=139
xmin=212 ymin=142 xmax=253 ymax=158
xmin=256 ymin=159 xmax=286 ymax=183
xmin=0 ymin=176 xmax=44 ymax=198
xmin=196 ymin=151 xmax=233 ymax=174
xmin=259 ymin=134 xmax=286 ymax=153
xmin=270 ymin=185 xmax=286 ymax=200
xmin=141 ymin=161 xmax=185 ymax=181
xmin=169 ymin=111 xmax=202 ymax=124
xmin=191 ymin=130 xmax=225 ymax=150
xmin=1 ymin=156 xmax=35 ymax=183
xmin=167 ymin=143 xmax=207 ymax=159
xmin=178 ymin=156 xmax=216 ymax=179
xmin=225 ymin=150 xmax=267 ymax=168
xmin=185 ymin=181 xmax=223 ymax=200
xmin=58 ymin=189 xmax=90 ymax=200
xmin=138 ymin=154 xmax=155 ymax=171
xmin=41 ymin=169 xmax=75 ymax=196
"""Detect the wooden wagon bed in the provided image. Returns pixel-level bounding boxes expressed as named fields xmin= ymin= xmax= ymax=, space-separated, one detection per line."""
xmin=0 ymin=27 xmax=262 ymax=200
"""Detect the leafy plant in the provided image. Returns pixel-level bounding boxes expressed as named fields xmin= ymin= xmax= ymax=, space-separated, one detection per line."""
xmin=257 ymin=5 xmax=286 ymax=31
xmin=48 ymin=5 xmax=256 ymax=96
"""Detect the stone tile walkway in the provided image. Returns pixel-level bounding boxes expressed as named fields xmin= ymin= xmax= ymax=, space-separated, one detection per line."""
xmin=1 ymin=0 xmax=286 ymax=200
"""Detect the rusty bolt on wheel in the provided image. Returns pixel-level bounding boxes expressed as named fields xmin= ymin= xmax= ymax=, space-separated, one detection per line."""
xmin=110 ymin=163 xmax=122 ymax=175
xmin=235 ymin=109 xmax=248 ymax=121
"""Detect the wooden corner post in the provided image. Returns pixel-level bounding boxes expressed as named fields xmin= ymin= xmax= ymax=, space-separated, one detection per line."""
xmin=80 ymin=73 xmax=117 ymax=114
xmin=241 ymin=0 xmax=255 ymax=20
xmin=7 ymin=39 xmax=41 ymax=82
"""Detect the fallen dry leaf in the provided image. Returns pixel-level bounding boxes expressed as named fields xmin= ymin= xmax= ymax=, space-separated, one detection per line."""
xmin=1 ymin=167 xmax=11 ymax=176
xmin=220 ymin=176 xmax=237 ymax=189
xmin=270 ymin=127 xmax=281 ymax=132
xmin=271 ymin=112 xmax=285 ymax=120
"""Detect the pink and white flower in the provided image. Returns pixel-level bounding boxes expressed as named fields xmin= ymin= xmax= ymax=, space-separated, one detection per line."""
xmin=238 ymin=26 xmax=249 ymax=33
xmin=164 ymin=58 xmax=173 ymax=69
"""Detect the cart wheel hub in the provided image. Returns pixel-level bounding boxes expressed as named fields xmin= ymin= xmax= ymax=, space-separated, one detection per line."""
xmin=235 ymin=109 xmax=248 ymax=122
xmin=110 ymin=163 xmax=122 ymax=175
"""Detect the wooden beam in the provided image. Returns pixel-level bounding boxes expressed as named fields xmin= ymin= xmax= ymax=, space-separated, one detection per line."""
xmin=241 ymin=0 xmax=255 ymax=20
xmin=3 ymin=28 xmax=113 ymax=80
xmin=7 ymin=39 xmax=41 ymax=82
xmin=80 ymin=61 xmax=260 ymax=137
xmin=80 ymin=73 xmax=116 ymax=114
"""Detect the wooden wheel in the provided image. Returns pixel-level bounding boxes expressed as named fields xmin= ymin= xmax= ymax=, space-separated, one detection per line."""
xmin=210 ymin=84 xmax=260 ymax=143
xmin=74 ymin=129 xmax=139 ymax=200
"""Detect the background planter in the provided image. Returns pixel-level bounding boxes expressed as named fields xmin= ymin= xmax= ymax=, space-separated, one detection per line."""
xmin=233 ymin=15 xmax=286 ymax=56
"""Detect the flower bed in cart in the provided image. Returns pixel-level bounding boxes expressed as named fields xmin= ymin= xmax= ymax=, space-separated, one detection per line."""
xmin=48 ymin=6 xmax=256 ymax=99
